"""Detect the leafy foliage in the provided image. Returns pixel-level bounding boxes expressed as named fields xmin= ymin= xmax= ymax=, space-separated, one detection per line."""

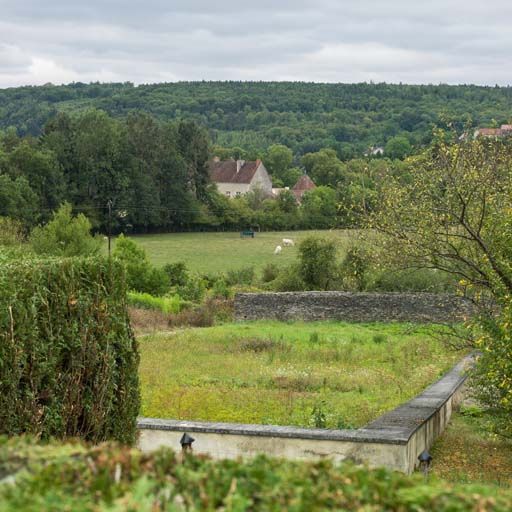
xmin=3 ymin=81 xmax=512 ymax=159
xmin=2 ymin=436 xmax=510 ymax=510
xmin=30 ymin=202 xmax=102 ymax=257
xmin=127 ymin=291 xmax=185 ymax=314
xmin=113 ymin=234 xmax=169 ymax=295
xmin=0 ymin=217 xmax=25 ymax=246
xmin=298 ymin=236 xmax=338 ymax=290
xmin=0 ymin=257 xmax=140 ymax=444
xmin=370 ymin=136 xmax=512 ymax=435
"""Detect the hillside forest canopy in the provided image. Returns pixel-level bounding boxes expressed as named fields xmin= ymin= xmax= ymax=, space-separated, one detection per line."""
xmin=3 ymin=81 xmax=512 ymax=157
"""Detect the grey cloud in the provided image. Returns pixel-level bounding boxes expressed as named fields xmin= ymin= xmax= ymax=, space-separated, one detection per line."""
xmin=0 ymin=0 xmax=511 ymax=87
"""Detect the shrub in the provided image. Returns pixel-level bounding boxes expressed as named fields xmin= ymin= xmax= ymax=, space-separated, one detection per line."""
xmin=211 ymin=278 xmax=233 ymax=299
xmin=298 ymin=236 xmax=338 ymax=290
xmin=0 ymin=217 xmax=25 ymax=246
xmin=163 ymin=261 xmax=189 ymax=287
xmin=226 ymin=266 xmax=255 ymax=286
xmin=372 ymin=334 xmax=387 ymax=344
xmin=127 ymin=291 xmax=184 ymax=314
xmin=168 ymin=298 xmax=233 ymax=327
xmin=177 ymin=275 xmax=206 ymax=302
xmin=261 ymin=262 xmax=280 ymax=283
xmin=113 ymin=234 xmax=169 ymax=296
xmin=471 ymin=301 xmax=512 ymax=438
xmin=128 ymin=306 xmax=170 ymax=334
xmin=30 ymin=203 xmax=102 ymax=257
xmin=168 ymin=303 xmax=214 ymax=328
xmin=371 ymin=268 xmax=455 ymax=292
xmin=1 ymin=439 xmax=512 ymax=510
xmin=0 ymin=257 xmax=140 ymax=444
xmin=340 ymin=246 xmax=371 ymax=291
xmin=271 ymin=264 xmax=306 ymax=292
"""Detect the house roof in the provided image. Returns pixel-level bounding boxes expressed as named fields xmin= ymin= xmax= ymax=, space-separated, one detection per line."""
xmin=292 ymin=174 xmax=316 ymax=191
xmin=209 ymin=160 xmax=261 ymax=184
xmin=477 ymin=128 xmax=503 ymax=136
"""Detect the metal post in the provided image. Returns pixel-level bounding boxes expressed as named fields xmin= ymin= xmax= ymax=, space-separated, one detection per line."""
xmin=107 ymin=199 xmax=113 ymax=257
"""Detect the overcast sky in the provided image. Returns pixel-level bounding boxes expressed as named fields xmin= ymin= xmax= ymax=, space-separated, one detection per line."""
xmin=1 ymin=0 xmax=511 ymax=88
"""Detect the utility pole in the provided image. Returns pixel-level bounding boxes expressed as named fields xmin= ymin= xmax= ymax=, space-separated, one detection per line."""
xmin=107 ymin=199 xmax=113 ymax=257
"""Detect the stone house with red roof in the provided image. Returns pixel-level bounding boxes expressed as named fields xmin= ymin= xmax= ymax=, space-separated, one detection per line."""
xmin=209 ymin=159 xmax=273 ymax=198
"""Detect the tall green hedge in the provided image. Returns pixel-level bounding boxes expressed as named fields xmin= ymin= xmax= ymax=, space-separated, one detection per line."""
xmin=0 ymin=257 xmax=140 ymax=444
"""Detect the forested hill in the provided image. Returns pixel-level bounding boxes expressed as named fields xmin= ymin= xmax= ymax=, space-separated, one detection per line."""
xmin=2 ymin=81 xmax=512 ymax=158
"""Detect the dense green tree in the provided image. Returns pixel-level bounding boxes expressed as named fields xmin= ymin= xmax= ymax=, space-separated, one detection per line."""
xmin=281 ymin=167 xmax=303 ymax=188
xmin=301 ymin=186 xmax=338 ymax=229
xmin=112 ymin=234 xmax=169 ymax=295
xmin=0 ymin=174 xmax=38 ymax=224
xmin=5 ymin=141 xmax=64 ymax=212
xmin=384 ymin=136 xmax=412 ymax=160
xmin=177 ymin=120 xmax=210 ymax=200
xmin=298 ymin=236 xmax=338 ymax=290
xmin=302 ymin=149 xmax=344 ymax=186
xmin=370 ymin=135 xmax=512 ymax=436
xmin=263 ymin=144 xmax=293 ymax=181
xmin=30 ymin=202 xmax=102 ymax=257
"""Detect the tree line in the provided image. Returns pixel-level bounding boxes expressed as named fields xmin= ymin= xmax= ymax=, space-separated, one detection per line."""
xmin=0 ymin=109 xmax=410 ymax=233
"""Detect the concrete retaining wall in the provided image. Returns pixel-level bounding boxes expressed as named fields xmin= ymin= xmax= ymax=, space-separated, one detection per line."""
xmin=137 ymin=355 xmax=472 ymax=474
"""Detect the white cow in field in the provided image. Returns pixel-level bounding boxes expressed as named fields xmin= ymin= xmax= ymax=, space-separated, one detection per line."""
xmin=282 ymin=238 xmax=295 ymax=247
xmin=274 ymin=245 xmax=282 ymax=255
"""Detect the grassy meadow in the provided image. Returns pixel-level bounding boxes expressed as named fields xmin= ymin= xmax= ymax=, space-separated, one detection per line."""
xmin=139 ymin=321 xmax=463 ymax=429
xmin=118 ymin=230 xmax=354 ymax=274
xmin=431 ymin=410 xmax=512 ymax=487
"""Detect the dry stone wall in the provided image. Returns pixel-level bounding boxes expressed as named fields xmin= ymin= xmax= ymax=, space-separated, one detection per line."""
xmin=235 ymin=292 xmax=474 ymax=323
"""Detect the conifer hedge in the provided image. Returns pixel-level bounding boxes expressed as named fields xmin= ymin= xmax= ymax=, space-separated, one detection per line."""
xmin=0 ymin=257 xmax=140 ymax=444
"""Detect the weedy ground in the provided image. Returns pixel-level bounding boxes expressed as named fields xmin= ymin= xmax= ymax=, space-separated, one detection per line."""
xmin=139 ymin=320 xmax=463 ymax=429
xmin=431 ymin=408 xmax=512 ymax=488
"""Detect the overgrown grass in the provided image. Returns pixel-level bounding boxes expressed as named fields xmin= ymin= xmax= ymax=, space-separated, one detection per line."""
xmin=139 ymin=321 xmax=464 ymax=429
xmin=114 ymin=230 xmax=353 ymax=274
xmin=127 ymin=291 xmax=185 ymax=314
xmin=431 ymin=409 xmax=512 ymax=487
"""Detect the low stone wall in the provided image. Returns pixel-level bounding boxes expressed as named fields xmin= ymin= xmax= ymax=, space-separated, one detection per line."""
xmin=137 ymin=355 xmax=473 ymax=474
xmin=235 ymin=292 xmax=474 ymax=323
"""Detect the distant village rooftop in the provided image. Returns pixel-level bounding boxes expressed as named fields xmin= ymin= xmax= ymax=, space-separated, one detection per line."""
xmin=292 ymin=174 xmax=316 ymax=201
xmin=474 ymin=125 xmax=512 ymax=138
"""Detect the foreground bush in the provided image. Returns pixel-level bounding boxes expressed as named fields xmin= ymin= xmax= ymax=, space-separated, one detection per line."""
xmin=0 ymin=257 xmax=140 ymax=444
xmin=0 ymin=437 xmax=510 ymax=511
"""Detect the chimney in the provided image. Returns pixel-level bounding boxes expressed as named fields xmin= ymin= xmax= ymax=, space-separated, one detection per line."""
xmin=236 ymin=159 xmax=245 ymax=173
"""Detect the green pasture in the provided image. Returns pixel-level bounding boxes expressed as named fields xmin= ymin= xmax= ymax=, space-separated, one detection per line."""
xmin=117 ymin=230 xmax=354 ymax=274
xmin=139 ymin=321 xmax=463 ymax=429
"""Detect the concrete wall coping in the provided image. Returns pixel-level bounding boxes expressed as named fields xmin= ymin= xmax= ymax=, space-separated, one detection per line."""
xmin=138 ymin=354 xmax=473 ymax=446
